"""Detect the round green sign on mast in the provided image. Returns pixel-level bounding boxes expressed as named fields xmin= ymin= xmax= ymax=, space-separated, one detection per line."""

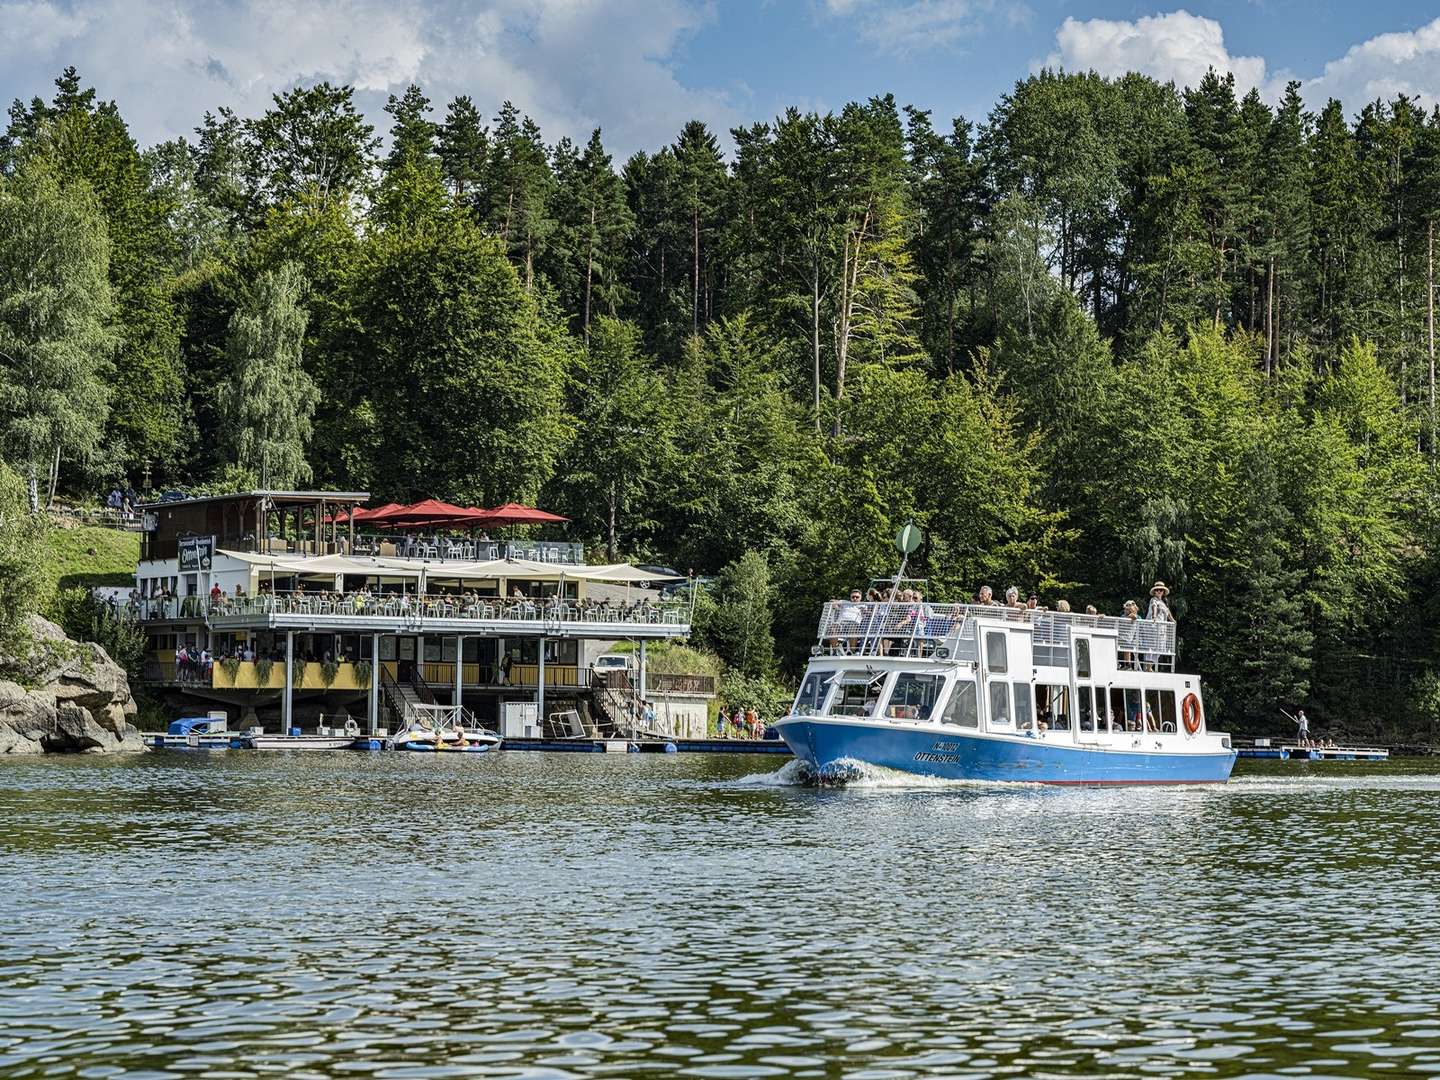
xmin=895 ymin=522 xmax=921 ymax=555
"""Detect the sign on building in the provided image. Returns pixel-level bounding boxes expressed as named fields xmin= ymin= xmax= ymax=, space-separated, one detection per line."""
xmin=179 ymin=535 xmax=215 ymax=572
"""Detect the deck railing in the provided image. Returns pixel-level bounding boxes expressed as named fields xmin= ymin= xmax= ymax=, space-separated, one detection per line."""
xmin=817 ymin=601 xmax=1176 ymax=662
xmin=121 ymin=592 xmax=688 ymax=628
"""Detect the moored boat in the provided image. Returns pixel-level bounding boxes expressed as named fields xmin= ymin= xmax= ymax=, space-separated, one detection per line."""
xmin=390 ymin=705 xmax=502 ymax=752
xmin=776 ymin=587 xmax=1236 ymax=785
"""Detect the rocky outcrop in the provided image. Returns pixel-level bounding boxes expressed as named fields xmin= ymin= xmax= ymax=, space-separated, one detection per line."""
xmin=0 ymin=615 xmax=143 ymax=754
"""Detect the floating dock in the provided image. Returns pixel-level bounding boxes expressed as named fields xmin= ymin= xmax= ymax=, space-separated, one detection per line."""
xmin=1235 ymin=739 xmax=1389 ymax=761
xmin=144 ymin=732 xmax=791 ymax=755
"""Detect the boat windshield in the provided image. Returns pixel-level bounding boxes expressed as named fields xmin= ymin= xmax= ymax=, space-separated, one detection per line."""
xmin=793 ymin=670 xmax=835 ymax=716
xmin=884 ymin=673 xmax=942 ymax=721
xmin=831 ymin=671 xmax=886 ymax=716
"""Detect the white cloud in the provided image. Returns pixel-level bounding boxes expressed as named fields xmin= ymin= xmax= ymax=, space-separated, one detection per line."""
xmin=0 ymin=0 xmax=741 ymax=156
xmin=1038 ymin=9 xmax=1440 ymax=112
xmin=1039 ymin=10 xmax=1283 ymax=100
xmin=1304 ymin=16 xmax=1440 ymax=110
xmin=825 ymin=0 xmax=1030 ymax=55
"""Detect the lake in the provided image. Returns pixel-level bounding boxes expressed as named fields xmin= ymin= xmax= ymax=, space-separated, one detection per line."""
xmin=3 ymin=751 xmax=1439 ymax=1078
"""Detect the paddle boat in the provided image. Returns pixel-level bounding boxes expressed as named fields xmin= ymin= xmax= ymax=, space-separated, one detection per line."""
xmin=774 ymin=556 xmax=1235 ymax=785
xmin=391 ymin=704 xmax=502 ymax=753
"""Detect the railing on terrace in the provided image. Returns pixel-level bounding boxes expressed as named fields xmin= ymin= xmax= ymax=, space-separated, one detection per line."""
xmin=816 ymin=601 xmax=1176 ymax=664
xmin=122 ymin=592 xmax=688 ymax=628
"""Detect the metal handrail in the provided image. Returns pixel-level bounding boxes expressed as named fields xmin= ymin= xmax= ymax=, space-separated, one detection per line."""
xmin=120 ymin=592 xmax=689 ymax=628
xmin=818 ymin=601 xmax=1177 ymax=659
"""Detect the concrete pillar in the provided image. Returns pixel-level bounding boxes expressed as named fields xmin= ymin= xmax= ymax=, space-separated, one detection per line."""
xmin=369 ymin=632 xmax=380 ymax=735
xmin=454 ymin=634 xmax=464 ymax=714
xmin=537 ymin=636 xmax=546 ymax=731
xmin=283 ymin=629 xmax=294 ymax=735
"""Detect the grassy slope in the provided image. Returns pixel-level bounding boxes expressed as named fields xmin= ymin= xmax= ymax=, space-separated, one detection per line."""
xmin=47 ymin=523 xmax=140 ymax=591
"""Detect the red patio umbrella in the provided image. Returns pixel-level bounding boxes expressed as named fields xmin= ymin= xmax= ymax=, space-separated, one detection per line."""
xmin=368 ymin=499 xmax=477 ymax=528
xmin=470 ymin=502 xmax=570 ymax=527
xmin=333 ymin=502 xmax=402 ymax=524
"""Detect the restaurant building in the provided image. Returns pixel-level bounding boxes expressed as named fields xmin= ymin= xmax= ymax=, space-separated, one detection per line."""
xmin=130 ymin=491 xmax=711 ymax=737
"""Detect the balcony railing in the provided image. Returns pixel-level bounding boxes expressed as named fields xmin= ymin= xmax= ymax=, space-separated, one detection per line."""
xmin=123 ymin=592 xmax=689 ymax=629
xmin=816 ymin=601 xmax=1176 ymax=662
xmin=143 ymin=659 xmax=372 ymax=691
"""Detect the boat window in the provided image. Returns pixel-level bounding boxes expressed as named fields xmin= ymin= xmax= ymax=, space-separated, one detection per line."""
xmin=1013 ymin=682 xmax=1033 ymax=729
xmin=988 ymin=681 xmax=1011 ymax=725
xmin=793 ymin=671 xmax=835 ymax=716
xmin=1159 ymin=689 xmax=1178 ymax=733
xmin=1075 ymin=638 xmax=1091 ymax=679
xmin=1145 ymin=689 xmax=1173 ymax=732
xmin=886 ymin=673 xmax=942 ymax=720
xmin=1108 ymin=687 xmax=1123 ymax=731
xmin=1078 ymin=684 xmax=1095 ymax=731
xmin=985 ymin=632 xmax=1008 ymax=673
xmin=1123 ymin=688 xmax=1143 ymax=731
xmin=942 ymin=680 xmax=978 ymax=728
xmin=1036 ymin=684 xmax=1070 ymax=730
xmin=832 ymin=672 xmax=886 ymax=717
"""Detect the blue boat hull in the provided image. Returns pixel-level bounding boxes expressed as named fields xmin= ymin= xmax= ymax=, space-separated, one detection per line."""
xmin=776 ymin=718 xmax=1235 ymax=785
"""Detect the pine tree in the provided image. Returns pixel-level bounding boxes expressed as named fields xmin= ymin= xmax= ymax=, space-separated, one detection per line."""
xmin=549 ymin=129 xmax=634 ymax=343
xmin=483 ymin=102 xmax=555 ymax=291
xmin=383 ymin=84 xmax=438 ymax=171
xmin=437 ymin=95 xmax=488 ymax=201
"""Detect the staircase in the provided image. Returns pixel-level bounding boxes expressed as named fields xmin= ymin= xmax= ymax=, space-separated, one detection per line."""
xmin=589 ymin=670 xmax=644 ymax=738
xmin=381 ymin=669 xmax=433 ymax=731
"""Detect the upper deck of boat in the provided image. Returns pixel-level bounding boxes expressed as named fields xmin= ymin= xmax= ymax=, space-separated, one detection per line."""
xmin=816 ymin=599 xmax=1177 ymax=669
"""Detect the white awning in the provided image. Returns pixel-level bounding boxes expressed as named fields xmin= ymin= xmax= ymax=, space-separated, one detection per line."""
xmin=217 ymin=551 xmax=678 ymax=584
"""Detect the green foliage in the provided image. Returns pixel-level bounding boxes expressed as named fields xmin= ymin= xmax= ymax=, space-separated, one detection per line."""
xmin=49 ymin=584 xmax=145 ymax=678
xmin=698 ymin=551 xmax=776 ymax=677
xmin=0 ymin=155 xmax=114 ymax=499
xmin=320 ymin=658 xmax=340 ymax=687
xmin=255 ymin=656 xmax=274 ymax=684
xmin=354 ymin=659 xmax=372 ymax=687
xmin=718 ymin=668 xmax=793 ymax=722
xmin=220 ymin=655 xmax=241 ymax=682
xmin=0 ymin=462 xmax=51 ymax=658
xmin=216 ymin=261 xmax=316 ymax=487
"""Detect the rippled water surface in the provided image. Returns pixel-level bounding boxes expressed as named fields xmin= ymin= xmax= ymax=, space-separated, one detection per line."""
xmin=4 ymin=752 xmax=1440 ymax=1078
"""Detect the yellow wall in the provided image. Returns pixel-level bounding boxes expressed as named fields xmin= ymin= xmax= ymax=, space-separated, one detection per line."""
xmin=210 ymin=660 xmax=370 ymax=691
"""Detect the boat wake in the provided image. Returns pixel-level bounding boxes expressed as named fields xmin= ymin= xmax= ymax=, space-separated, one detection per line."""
xmin=734 ymin=757 xmax=1006 ymax=789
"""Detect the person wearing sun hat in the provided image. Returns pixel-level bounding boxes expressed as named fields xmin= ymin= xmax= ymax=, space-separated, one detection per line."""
xmin=1147 ymin=581 xmax=1174 ymax=623
xmin=1144 ymin=582 xmax=1175 ymax=671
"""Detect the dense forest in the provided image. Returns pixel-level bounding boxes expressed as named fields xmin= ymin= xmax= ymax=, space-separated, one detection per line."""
xmin=3 ymin=65 xmax=1440 ymax=738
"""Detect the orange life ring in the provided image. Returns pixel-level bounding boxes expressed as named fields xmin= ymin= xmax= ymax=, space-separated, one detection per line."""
xmin=1181 ymin=693 xmax=1202 ymax=735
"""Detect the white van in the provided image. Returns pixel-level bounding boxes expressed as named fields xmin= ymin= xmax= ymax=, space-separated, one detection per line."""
xmin=591 ymin=654 xmax=634 ymax=674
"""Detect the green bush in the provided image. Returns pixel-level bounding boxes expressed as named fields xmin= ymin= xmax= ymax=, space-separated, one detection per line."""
xmin=718 ymin=668 xmax=793 ymax=722
xmin=49 ymin=585 xmax=145 ymax=679
xmin=256 ymin=656 xmax=274 ymax=683
xmin=320 ymin=658 xmax=340 ymax=687
xmin=354 ymin=659 xmax=372 ymax=686
xmin=220 ymin=656 xmax=241 ymax=682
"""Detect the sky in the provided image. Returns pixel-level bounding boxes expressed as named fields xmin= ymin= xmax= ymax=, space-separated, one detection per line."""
xmin=2 ymin=0 xmax=1439 ymax=157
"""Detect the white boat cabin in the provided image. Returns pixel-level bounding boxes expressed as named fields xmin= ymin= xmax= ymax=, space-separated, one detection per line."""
xmin=797 ymin=600 xmax=1223 ymax=749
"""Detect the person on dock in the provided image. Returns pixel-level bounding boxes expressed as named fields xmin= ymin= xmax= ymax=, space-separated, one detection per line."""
xmin=1294 ymin=708 xmax=1310 ymax=746
xmin=716 ymin=707 xmax=729 ymax=738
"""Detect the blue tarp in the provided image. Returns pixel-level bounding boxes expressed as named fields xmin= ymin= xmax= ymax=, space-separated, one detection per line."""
xmin=167 ymin=717 xmax=218 ymax=735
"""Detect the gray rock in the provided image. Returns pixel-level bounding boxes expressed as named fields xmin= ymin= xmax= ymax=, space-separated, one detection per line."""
xmin=0 ymin=615 xmax=144 ymax=755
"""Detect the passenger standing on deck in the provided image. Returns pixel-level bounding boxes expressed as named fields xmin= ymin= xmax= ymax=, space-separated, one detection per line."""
xmin=1145 ymin=582 xmax=1175 ymax=671
xmin=716 ymin=706 xmax=729 ymax=738
xmin=1120 ymin=601 xmax=1140 ymax=669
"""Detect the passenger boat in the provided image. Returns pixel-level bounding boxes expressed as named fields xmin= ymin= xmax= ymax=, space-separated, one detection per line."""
xmin=775 ymin=589 xmax=1236 ymax=785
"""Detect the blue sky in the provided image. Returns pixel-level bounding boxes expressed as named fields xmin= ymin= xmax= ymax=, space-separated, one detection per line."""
xmin=2 ymin=1 xmax=1438 ymax=156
